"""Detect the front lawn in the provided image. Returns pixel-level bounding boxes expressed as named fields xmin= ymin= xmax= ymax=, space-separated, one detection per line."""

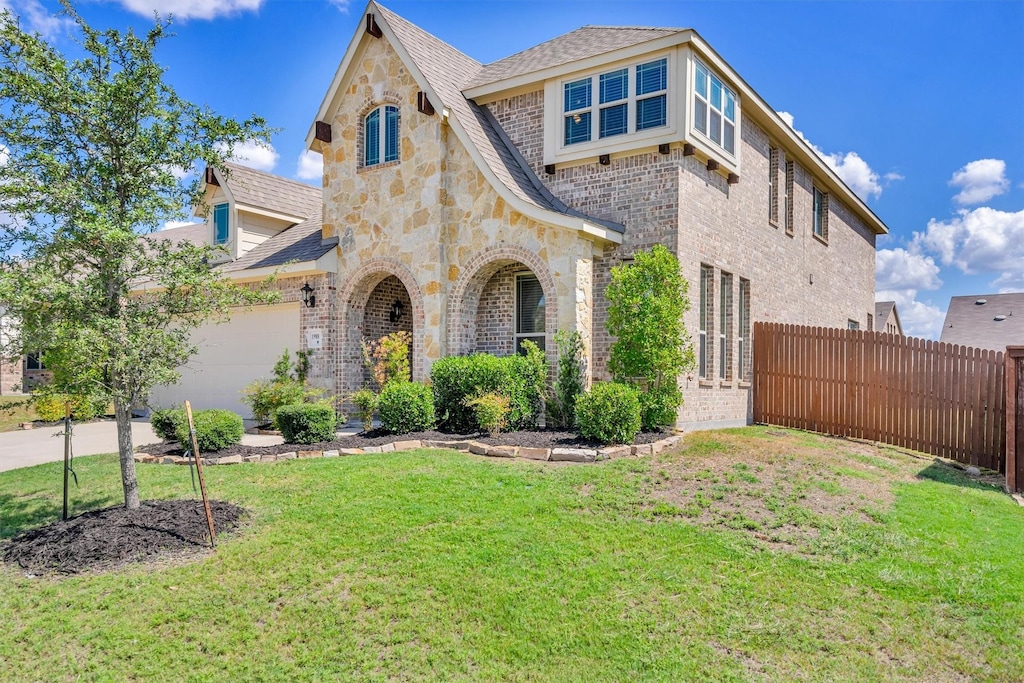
xmin=0 ymin=395 xmax=36 ymax=432
xmin=1 ymin=427 xmax=1021 ymax=681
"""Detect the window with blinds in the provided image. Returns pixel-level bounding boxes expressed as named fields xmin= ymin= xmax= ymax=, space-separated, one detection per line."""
xmin=363 ymin=105 xmax=400 ymax=167
xmin=213 ymin=203 xmax=229 ymax=245
xmin=515 ymin=273 xmax=546 ymax=353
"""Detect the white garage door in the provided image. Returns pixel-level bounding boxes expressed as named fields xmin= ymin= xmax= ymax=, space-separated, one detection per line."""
xmin=149 ymin=304 xmax=301 ymax=418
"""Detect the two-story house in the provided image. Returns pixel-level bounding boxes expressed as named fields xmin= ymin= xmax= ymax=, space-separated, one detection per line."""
xmin=147 ymin=3 xmax=887 ymax=428
xmin=292 ymin=2 xmax=886 ymax=430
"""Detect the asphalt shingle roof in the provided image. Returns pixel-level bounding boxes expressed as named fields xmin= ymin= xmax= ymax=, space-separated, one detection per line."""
xmin=939 ymin=293 xmax=1024 ymax=351
xmin=220 ymin=215 xmax=331 ymax=272
xmin=465 ymin=26 xmax=684 ymax=90
xmin=377 ymin=4 xmax=623 ymax=234
xmin=220 ymin=162 xmax=322 ymax=220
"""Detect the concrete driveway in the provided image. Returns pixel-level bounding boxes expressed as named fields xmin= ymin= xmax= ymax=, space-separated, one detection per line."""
xmin=0 ymin=420 xmax=292 ymax=473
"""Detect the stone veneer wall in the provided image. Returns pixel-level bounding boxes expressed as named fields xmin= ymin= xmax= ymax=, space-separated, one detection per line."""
xmin=321 ymin=34 xmax=596 ymax=398
xmin=487 ymin=90 xmax=876 ymax=429
xmin=0 ymin=358 xmax=22 ymax=394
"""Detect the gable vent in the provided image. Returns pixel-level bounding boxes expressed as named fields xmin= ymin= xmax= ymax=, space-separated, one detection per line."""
xmin=366 ymin=13 xmax=382 ymax=38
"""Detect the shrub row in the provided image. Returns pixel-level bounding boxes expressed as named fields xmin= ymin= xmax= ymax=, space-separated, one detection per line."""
xmin=34 ymin=393 xmax=108 ymax=423
xmin=430 ymin=342 xmax=545 ymax=432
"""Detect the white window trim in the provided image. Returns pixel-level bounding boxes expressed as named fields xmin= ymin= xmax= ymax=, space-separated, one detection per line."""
xmin=690 ymin=57 xmax=739 ymax=161
xmin=679 ymin=49 xmax=741 ymax=175
xmin=543 ymin=50 xmax=677 ymax=166
xmin=514 ymin=271 xmax=546 ymax=352
xmin=362 ymin=104 xmax=399 ymax=168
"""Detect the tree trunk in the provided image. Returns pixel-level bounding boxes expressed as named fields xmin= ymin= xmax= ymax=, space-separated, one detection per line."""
xmin=114 ymin=399 xmax=140 ymax=509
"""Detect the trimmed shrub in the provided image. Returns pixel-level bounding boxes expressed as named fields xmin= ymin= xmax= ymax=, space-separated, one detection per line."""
xmin=464 ymin=392 xmax=510 ymax=435
xmin=431 ymin=349 xmax=546 ymax=432
xmin=174 ymin=409 xmax=243 ymax=453
xmin=575 ymin=382 xmax=642 ymax=445
xmin=638 ymin=386 xmax=682 ymax=431
xmin=34 ymin=393 xmax=103 ymax=423
xmin=276 ymin=403 xmax=337 ymax=444
xmin=550 ymin=330 xmax=586 ymax=429
xmin=350 ymin=388 xmax=378 ymax=432
xmin=377 ymin=382 xmax=435 ymax=434
xmin=240 ymin=378 xmax=323 ymax=428
xmin=150 ymin=408 xmax=185 ymax=441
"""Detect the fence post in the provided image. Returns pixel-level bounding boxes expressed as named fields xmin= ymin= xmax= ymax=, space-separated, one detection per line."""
xmin=1007 ymin=347 xmax=1024 ymax=494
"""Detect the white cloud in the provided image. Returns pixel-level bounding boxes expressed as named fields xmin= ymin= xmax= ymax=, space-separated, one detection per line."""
xmin=111 ymin=0 xmax=264 ymax=20
xmin=876 ymin=289 xmax=946 ymax=340
xmin=875 ymin=248 xmax=942 ymax=292
xmin=0 ymin=0 xmax=73 ymax=39
xmin=948 ymin=158 xmax=1009 ymax=205
xmin=217 ymin=139 xmax=278 ymax=173
xmin=328 ymin=0 xmax=350 ymax=12
xmin=991 ymin=272 xmax=1024 ymax=295
xmin=777 ymin=111 xmax=893 ymax=200
xmin=295 ymin=150 xmax=322 ymax=181
xmin=0 ymin=144 xmax=8 ymax=166
xmin=884 ymin=172 xmax=904 ymax=182
xmin=915 ymin=207 xmax=1024 ymax=278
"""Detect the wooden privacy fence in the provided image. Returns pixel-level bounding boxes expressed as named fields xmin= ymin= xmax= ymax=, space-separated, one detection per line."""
xmin=753 ymin=322 xmax=1006 ymax=473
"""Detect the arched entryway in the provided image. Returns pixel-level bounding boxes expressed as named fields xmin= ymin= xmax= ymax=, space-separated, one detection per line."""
xmin=448 ymin=246 xmax=557 ymax=360
xmin=337 ymin=259 xmax=424 ymax=396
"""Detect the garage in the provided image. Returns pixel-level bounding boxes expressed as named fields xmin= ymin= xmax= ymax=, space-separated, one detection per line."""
xmin=148 ymin=303 xmax=301 ymax=418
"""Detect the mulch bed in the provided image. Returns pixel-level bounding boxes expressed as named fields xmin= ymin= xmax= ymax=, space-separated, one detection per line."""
xmin=137 ymin=427 xmax=671 ymax=457
xmin=3 ymin=500 xmax=246 ymax=575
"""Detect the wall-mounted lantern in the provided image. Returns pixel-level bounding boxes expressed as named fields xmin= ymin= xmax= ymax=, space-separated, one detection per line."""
xmin=300 ymin=282 xmax=316 ymax=308
xmin=389 ymin=299 xmax=404 ymax=323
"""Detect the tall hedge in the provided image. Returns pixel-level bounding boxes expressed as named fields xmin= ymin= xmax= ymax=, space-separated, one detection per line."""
xmin=431 ymin=345 xmax=546 ymax=432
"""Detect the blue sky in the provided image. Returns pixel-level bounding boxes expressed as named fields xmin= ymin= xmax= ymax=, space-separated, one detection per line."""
xmin=3 ymin=0 xmax=1022 ymax=339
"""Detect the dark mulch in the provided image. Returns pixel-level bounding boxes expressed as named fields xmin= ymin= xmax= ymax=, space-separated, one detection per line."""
xmin=137 ymin=427 xmax=670 ymax=457
xmin=3 ymin=500 xmax=246 ymax=575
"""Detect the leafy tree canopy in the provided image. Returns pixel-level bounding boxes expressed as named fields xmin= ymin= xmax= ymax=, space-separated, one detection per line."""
xmin=0 ymin=2 xmax=278 ymax=507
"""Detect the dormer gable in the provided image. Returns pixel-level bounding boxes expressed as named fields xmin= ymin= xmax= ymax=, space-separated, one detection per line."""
xmin=196 ymin=163 xmax=322 ymax=261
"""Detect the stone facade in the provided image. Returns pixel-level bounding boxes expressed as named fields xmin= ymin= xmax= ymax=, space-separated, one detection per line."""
xmin=321 ymin=35 xmax=596 ymax=398
xmin=0 ymin=357 xmax=21 ymax=395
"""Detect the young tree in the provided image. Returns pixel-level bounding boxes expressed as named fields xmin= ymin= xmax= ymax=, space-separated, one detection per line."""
xmin=606 ymin=245 xmax=696 ymax=429
xmin=0 ymin=3 xmax=276 ymax=508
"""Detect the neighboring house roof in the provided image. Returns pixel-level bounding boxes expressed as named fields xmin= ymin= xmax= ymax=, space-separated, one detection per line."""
xmin=874 ymin=301 xmax=902 ymax=334
xmin=939 ymin=293 xmax=1024 ymax=351
xmin=152 ymin=222 xmax=209 ymax=249
xmin=465 ymin=26 xmax=683 ymax=89
xmin=217 ymin=162 xmax=322 ymax=221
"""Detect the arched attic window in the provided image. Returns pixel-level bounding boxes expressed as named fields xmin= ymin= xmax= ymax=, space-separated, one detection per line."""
xmin=364 ymin=105 xmax=400 ymax=167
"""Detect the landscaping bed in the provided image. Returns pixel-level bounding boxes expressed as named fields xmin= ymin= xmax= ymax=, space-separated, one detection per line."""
xmin=3 ymin=499 xmax=245 ymax=574
xmin=137 ymin=427 xmax=673 ymax=459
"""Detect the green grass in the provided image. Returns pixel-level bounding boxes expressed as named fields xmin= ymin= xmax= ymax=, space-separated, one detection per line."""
xmin=1 ymin=431 xmax=1022 ymax=681
xmin=0 ymin=395 xmax=36 ymax=432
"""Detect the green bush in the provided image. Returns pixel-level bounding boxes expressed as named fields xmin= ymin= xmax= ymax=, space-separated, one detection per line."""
xmin=240 ymin=378 xmax=322 ymax=427
xmin=575 ymin=382 xmax=642 ymax=445
xmin=550 ymin=330 xmax=586 ymax=429
xmin=33 ymin=393 xmax=103 ymax=422
xmin=377 ymin=382 xmax=435 ymax=433
xmin=150 ymin=408 xmax=185 ymax=441
xmin=606 ymin=245 xmax=694 ymax=430
xmin=350 ymin=388 xmax=378 ymax=432
xmin=464 ymin=392 xmax=510 ymax=435
xmin=430 ymin=348 xmax=546 ymax=432
xmin=275 ymin=403 xmax=337 ymax=444
xmin=174 ymin=409 xmax=243 ymax=453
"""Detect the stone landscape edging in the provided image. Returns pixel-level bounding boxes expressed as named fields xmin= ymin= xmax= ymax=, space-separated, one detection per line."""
xmin=133 ymin=434 xmax=685 ymax=466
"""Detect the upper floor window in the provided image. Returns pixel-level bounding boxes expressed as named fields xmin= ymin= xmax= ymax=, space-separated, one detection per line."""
xmin=784 ymin=161 xmax=795 ymax=235
xmin=213 ymin=203 xmax=229 ymax=245
xmin=813 ymin=186 xmax=829 ymax=241
xmin=693 ymin=61 xmax=736 ymax=155
xmin=364 ymin=105 xmax=399 ymax=167
xmin=563 ymin=58 xmax=668 ymax=146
